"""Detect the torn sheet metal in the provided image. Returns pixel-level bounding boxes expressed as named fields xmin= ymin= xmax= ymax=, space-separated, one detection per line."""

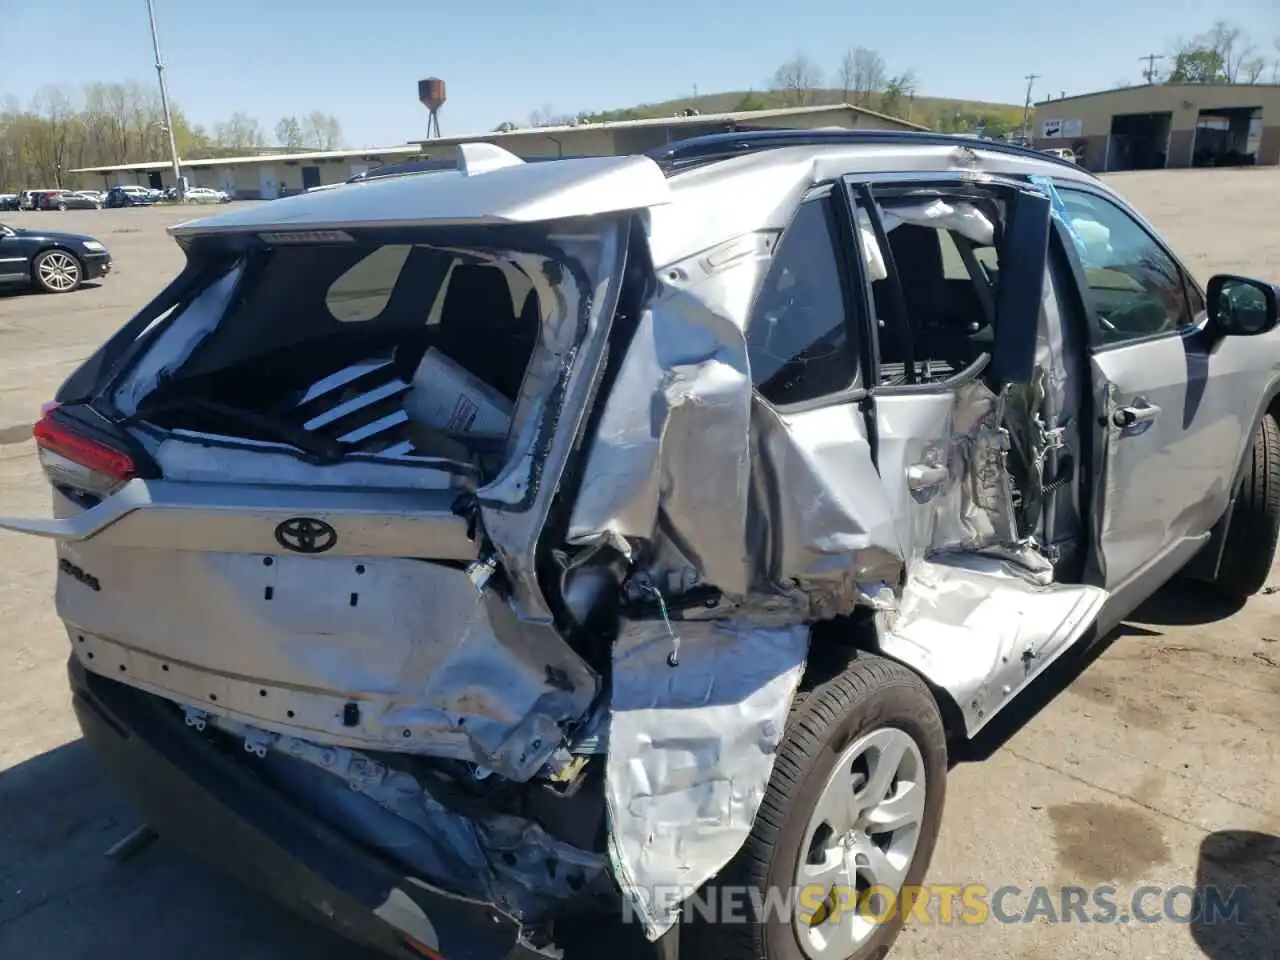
xmin=565 ymin=273 xmax=759 ymax=600
xmin=479 ymin=224 xmax=632 ymax=625
xmin=206 ymin=713 xmax=607 ymax=921
xmin=58 ymin=547 xmax=598 ymax=781
xmin=877 ymin=555 xmax=1106 ymax=735
xmin=748 ymin=400 xmax=906 ymax=618
xmin=566 ymin=240 xmax=905 ymax=617
xmin=926 ymin=378 xmax=1024 ymax=556
xmin=605 ymin=619 xmax=808 ymax=941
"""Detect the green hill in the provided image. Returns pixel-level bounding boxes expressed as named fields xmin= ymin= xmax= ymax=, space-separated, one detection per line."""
xmin=581 ymin=88 xmax=1026 ymax=135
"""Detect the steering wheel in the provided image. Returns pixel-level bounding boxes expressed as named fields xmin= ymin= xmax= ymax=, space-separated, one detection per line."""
xmin=1100 ymin=296 xmax=1166 ymax=337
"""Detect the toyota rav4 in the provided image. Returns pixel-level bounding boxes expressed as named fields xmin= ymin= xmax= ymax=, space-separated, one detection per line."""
xmin=3 ymin=130 xmax=1278 ymax=960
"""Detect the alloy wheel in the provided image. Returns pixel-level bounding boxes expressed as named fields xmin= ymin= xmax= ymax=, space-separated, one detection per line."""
xmin=793 ymin=727 xmax=927 ymax=960
xmin=37 ymin=251 xmax=80 ymax=292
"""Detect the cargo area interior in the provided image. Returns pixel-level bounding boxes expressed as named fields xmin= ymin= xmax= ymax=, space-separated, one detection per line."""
xmin=130 ymin=242 xmax=545 ymax=471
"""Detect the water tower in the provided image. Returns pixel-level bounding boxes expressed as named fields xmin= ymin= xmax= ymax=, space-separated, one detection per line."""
xmin=418 ymin=77 xmax=446 ymax=139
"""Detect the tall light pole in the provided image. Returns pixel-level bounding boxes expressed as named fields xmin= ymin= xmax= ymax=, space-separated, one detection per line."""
xmin=145 ymin=0 xmax=184 ymax=197
xmin=1021 ymin=73 xmax=1041 ymax=142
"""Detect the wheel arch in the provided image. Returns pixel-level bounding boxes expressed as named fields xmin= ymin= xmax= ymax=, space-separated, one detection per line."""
xmin=35 ymin=242 xmax=84 ymax=263
xmin=806 ymin=615 xmax=969 ymax=747
xmin=1235 ymin=377 xmax=1280 ymax=489
xmin=1174 ymin=382 xmax=1280 ymax=584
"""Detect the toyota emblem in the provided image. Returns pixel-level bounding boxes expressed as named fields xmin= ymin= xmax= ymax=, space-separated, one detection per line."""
xmin=274 ymin=517 xmax=338 ymax=554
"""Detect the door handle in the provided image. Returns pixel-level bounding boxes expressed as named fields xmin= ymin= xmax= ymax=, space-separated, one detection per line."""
xmin=1112 ymin=404 xmax=1161 ymax=429
xmin=907 ymin=463 xmax=949 ymax=490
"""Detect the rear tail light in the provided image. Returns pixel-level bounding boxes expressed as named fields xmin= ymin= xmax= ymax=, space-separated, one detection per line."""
xmin=33 ymin=410 xmax=137 ymax=498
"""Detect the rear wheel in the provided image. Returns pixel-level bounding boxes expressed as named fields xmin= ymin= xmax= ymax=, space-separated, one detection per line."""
xmin=56 ymin=201 xmax=67 ymax=211
xmin=689 ymin=654 xmax=947 ymax=960
xmin=33 ymin=249 xmax=81 ymax=294
xmin=1210 ymin=413 xmax=1280 ymax=598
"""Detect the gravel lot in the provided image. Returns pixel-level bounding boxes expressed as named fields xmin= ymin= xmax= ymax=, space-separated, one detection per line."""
xmin=1 ymin=170 xmax=1279 ymax=960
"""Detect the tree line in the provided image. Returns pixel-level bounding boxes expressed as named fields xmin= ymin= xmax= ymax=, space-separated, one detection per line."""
xmin=0 ymin=81 xmax=343 ymax=191
xmin=1160 ymin=21 xmax=1279 ymax=84
xmin=517 ymin=21 xmax=1280 ymax=137
xmin=5 ymin=19 xmax=1277 ymax=191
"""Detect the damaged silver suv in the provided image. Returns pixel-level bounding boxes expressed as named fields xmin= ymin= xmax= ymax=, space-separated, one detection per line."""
xmin=4 ymin=130 xmax=1279 ymax=960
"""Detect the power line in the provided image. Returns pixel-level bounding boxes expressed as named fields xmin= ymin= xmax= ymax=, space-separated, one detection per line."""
xmin=1138 ymin=53 xmax=1165 ymax=84
xmin=1021 ymin=73 xmax=1040 ymax=140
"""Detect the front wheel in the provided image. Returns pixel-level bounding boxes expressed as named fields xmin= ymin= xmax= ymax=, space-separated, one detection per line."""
xmin=1209 ymin=413 xmax=1280 ymax=598
xmin=690 ymin=654 xmax=948 ymax=960
xmin=32 ymin=249 xmax=82 ymax=294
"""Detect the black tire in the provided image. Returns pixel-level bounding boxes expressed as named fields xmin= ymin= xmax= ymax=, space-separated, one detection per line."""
xmin=688 ymin=653 xmax=947 ymax=960
xmin=56 ymin=202 xmax=67 ymax=211
xmin=1211 ymin=413 xmax=1280 ymax=598
xmin=31 ymin=249 xmax=82 ymax=294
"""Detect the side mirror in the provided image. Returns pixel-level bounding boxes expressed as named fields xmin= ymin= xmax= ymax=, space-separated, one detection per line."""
xmin=1207 ymin=274 xmax=1279 ymax=337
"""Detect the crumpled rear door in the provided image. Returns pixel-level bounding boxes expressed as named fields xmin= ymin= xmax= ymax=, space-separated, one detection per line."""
xmin=848 ymin=175 xmax=1109 ymax=735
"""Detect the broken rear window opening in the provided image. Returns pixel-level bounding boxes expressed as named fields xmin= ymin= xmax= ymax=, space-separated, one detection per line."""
xmin=107 ymin=223 xmax=610 ymax=485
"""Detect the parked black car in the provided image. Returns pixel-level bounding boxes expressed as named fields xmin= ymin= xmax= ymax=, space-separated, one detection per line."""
xmin=0 ymin=221 xmax=112 ymax=293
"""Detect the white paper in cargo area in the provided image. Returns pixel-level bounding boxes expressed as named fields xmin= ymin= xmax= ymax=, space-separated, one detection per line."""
xmin=407 ymin=347 xmax=514 ymax=437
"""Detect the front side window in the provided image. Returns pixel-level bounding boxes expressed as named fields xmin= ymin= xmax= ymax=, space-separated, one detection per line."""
xmin=746 ymin=197 xmax=858 ymax=406
xmin=1056 ymin=187 xmax=1192 ymax=345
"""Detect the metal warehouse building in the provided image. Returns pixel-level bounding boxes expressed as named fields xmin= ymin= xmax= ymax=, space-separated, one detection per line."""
xmin=69 ymin=103 xmax=925 ymax=200
xmin=1034 ymin=83 xmax=1280 ymax=172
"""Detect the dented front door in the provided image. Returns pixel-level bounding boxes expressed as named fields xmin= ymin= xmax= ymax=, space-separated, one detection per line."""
xmin=1052 ymin=182 xmax=1234 ymax=598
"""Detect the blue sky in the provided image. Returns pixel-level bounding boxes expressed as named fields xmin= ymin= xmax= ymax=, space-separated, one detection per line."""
xmin=2 ymin=0 xmax=1276 ymax=146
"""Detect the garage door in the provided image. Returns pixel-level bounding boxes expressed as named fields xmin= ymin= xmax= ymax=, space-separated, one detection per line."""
xmin=259 ymin=166 xmax=278 ymax=200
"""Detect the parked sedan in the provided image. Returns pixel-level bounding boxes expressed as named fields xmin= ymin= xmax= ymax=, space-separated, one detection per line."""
xmin=39 ymin=190 xmax=103 ymax=211
xmin=0 ymin=194 xmax=18 ymax=211
xmin=184 ymin=187 xmax=231 ymax=204
xmin=0 ymin=221 xmax=112 ymax=293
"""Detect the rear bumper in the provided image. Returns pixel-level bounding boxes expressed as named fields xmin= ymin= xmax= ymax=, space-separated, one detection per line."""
xmin=82 ymin=253 xmax=111 ymax=280
xmin=69 ymin=657 xmax=548 ymax=960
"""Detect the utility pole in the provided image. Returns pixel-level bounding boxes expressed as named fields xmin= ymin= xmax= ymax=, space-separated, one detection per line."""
xmin=145 ymin=0 xmax=184 ymax=197
xmin=1138 ymin=53 xmax=1164 ymax=84
xmin=1018 ymin=73 xmax=1039 ymax=144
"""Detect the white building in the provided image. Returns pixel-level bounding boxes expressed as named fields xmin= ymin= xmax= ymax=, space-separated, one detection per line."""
xmin=69 ymin=103 xmax=927 ymax=199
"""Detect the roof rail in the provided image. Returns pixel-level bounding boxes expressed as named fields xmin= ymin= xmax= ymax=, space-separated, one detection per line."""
xmin=645 ymin=128 xmax=1084 ymax=175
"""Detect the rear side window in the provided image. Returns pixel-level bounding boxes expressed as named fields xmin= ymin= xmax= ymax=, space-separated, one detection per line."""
xmin=746 ymin=198 xmax=859 ymax=406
